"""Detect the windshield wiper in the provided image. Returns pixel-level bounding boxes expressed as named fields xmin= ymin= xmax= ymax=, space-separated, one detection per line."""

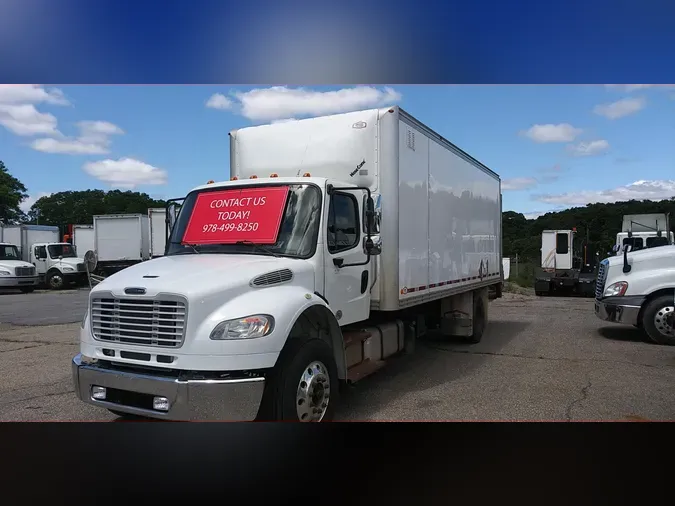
xmin=236 ymin=240 xmax=280 ymax=258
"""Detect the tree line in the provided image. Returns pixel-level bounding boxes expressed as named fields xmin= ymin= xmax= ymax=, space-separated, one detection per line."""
xmin=2 ymin=159 xmax=674 ymax=255
xmin=0 ymin=160 xmax=166 ymax=226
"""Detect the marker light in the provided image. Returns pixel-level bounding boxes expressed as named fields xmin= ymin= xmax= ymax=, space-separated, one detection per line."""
xmin=303 ymin=172 xmax=311 ymax=177
xmin=230 ymin=176 xmax=239 ymax=181
xmin=270 ymin=173 xmax=278 ymax=177
xmin=250 ymin=175 xmax=258 ymax=179
xmin=207 ymin=180 xmax=215 ymax=184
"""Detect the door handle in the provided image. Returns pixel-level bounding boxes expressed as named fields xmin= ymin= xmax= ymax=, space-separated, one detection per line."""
xmin=333 ymin=258 xmax=344 ymax=268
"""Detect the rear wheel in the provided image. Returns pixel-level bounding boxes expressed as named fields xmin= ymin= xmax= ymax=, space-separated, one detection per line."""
xmin=641 ymin=295 xmax=675 ymax=346
xmin=258 ymin=338 xmax=338 ymax=422
xmin=465 ymin=293 xmax=486 ymax=344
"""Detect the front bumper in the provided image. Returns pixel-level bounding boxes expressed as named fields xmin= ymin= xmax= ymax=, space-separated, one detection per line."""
xmin=0 ymin=276 xmax=39 ymax=288
xmin=594 ymin=296 xmax=645 ymax=326
xmin=72 ymin=354 xmax=266 ymax=421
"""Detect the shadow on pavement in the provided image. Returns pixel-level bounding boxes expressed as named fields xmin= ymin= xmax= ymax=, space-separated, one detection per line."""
xmin=597 ymin=325 xmax=651 ymax=344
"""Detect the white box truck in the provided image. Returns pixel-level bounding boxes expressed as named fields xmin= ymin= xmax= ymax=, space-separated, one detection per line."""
xmin=72 ymin=106 xmax=503 ymax=422
xmin=148 ymin=207 xmax=167 ymax=258
xmin=72 ymin=224 xmax=95 ymax=256
xmin=92 ymin=214 xmax=150 ymax=275
xmin=2 ymin=224 xmax=86 ymax=289
xmin=0 ymin=229 xmax=40 ymax=292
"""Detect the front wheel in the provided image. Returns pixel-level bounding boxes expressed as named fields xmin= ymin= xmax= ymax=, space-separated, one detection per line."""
xmin=46 ymin=271 xmax=65 ymax=290
xmin=258 ymin=338 xmax=338 ymax=422
xmin=641 ymin=295 xmax=675 ymax=346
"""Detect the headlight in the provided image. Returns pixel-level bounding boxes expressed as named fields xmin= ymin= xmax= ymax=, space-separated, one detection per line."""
xmin=63 ymin=266 xmax=74 ymax=272
xmin=209 ymin=315 xmax=275 ymax=340
xmin=604 ymin=281 xmax=628 ymax=297
xmin=0 ymin=270 xmax=10 ymax=276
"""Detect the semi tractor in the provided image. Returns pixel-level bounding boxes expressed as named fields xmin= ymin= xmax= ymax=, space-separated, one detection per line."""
xmin=595 ymin=243 xmax=675 ymax=346
xmin=534 ymin=228 xmax=598 ymax=297
xmin=72 ymin=106 xmax=504 ymax=422
xmin=614 ymin=213 xmax=673 ymax=254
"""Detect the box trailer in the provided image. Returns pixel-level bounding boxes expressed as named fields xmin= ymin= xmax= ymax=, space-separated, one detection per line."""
xmin=93 ymin=214 xmax=150 ymax=275
xmin=148 ymin=207 xmax=167 ymax=258
xmin=72 ymin=224 xmax=95 ymax=256
xmin=73 ymin=106 xmax=503 ymax=422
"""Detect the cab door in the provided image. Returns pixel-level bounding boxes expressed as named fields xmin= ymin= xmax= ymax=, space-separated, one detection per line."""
xmin=32 ymin=245 xmax=48 ymax=275
xmin=323 ymin=188 xmax=371 ymax=326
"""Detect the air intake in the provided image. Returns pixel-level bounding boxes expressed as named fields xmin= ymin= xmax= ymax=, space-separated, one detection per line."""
xmin=251 ymin=269 xmax=293 ymax=287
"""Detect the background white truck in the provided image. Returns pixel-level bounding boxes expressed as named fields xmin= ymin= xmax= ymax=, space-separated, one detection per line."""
xmin=614 ymin=213 xmax=673 ymax=254
xmin=72 ymin=106 xmax=503 ymax=422
xmin=148 ymin=207 xmax=167 ymax=258
xmin=92 ymin=214 xmax=150 ymax=275
xmin=72 ymin=225 xmax=95 ymax=257
xmin=2 ymin=224 xmax=86 ymax=289
xmin=0 ymin=241 xmax=39 ymax=292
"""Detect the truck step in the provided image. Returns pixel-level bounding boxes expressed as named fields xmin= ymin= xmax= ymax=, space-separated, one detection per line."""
xmin=346 ymin=359 xmax=385 ymax=383
xmin=342 ymin=329 xmax=372 ymax=348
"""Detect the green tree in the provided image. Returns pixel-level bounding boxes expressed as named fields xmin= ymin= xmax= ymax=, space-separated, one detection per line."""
xmin=0 ymin=160 xmax=28 ymax=224
xmin=27 ymin=189 xmax=167 ymax=225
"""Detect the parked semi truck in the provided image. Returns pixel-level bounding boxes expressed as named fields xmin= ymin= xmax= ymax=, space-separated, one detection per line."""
xmin=534 ymin=228 xmax=598 ymax=297
xmin=92 ymin=214 xmax=150 ymax=275
xmin=72 ymin=106 xmax=504 ymax=422
xmin=2 ymin=224 xmax=86 ymax=289
xmin=614 ymin=213 xmax=673 ymax=254
xmin=595 ymin=243 xmax=675 ymax=346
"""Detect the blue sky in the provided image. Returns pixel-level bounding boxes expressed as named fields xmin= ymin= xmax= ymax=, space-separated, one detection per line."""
xmin=1 ymin=84 xmax=674 ymax=219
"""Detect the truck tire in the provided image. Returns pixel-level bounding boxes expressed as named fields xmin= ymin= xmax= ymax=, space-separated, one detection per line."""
xmin=46 ymin=270 xmax=65 ymax=290
xmin=465 ymin=294 xmax=486 ymax=344
xmin=641 ymin=295 xmax=675 ymax=346
xmin=19 ymin=287 xmax=35 ymax=294
xmin=258 ymin=338 xmax=338 ymax=422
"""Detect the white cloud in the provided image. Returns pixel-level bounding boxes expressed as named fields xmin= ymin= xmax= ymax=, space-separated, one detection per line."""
xmin=534 ymin=180 xmax=675 ymax=206
xmin=502 ymin=177 xmax=538 ymax=191
xmin=0 ymin=104 xmax=59 ymax=136
xmin=522 ymin=123 xmax=582 ymax=143
xmin=567 ymin=139 xmax=610 ymax=157
xmin=209 ymin=86 xmax=402 ymax=122
xmin=0 ymin=85 xmax=68 ymax=137
xmin=206 ymin=93 xmax=233 ymax=110
xmin=31 ymin=120 xmax=124 ymax=155
xmin=0 ymin=84 xmax=69 ymax=106
xmin=82 ymin=158 xmax=168 ymax=188
xmin=523 ymin=211 xmax=545 ymax=220
xmin=593 ymin=96 xmax=646 ymax=119
xmin=19 ymin=191 xmax=52 ymax=213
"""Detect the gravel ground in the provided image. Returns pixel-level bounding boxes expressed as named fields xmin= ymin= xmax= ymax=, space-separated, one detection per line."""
xmin=1 ymin=291 xmax=674 ymax=421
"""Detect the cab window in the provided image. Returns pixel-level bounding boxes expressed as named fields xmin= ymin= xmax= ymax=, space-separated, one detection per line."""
xmin=327 ymin=193 xmax=360 ymax=253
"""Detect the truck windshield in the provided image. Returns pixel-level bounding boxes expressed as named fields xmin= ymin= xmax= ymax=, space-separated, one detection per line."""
xmin=166 ymin=183 xmax=322 ymax=259
xmin=48 ymin=244 xmax=78 ymax=258
xmin=0 ymin=245 xmax=21 ymax=260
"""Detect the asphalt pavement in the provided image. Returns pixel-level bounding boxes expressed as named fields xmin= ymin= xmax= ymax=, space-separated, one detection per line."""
xmin=0 ymin=291 xmax=674 ymax=421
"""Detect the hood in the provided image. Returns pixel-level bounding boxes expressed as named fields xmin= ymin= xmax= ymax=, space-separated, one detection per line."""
xmin=92 ymin=253 xmax=315 ymax=298
xmin=0 ymin=259 xmax=34 ymax=270
xmin=606 ymin=244 xmax=675 ymax=268
xmin=59 ymin=257 xmax=84 ymax=267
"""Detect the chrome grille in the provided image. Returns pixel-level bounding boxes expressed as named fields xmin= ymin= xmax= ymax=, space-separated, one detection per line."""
xmin=251 ymin=268 xmax=293 ymax=287
xmin=15 ymin=266 xmax=36 ymax=276
xmin=595 ymin=261 xmax=608 ymax=299
xmin=90 ymin=294 xmax=187 ymax=348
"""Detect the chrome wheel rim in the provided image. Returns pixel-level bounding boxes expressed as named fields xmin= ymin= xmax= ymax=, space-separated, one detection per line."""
xmin=654 ymin=306 xmax=674 ymax=337
xmin=50 ymin=275 xmax=63 ymax=289
xmin=296 ymin=360 xmax=330 ymax=422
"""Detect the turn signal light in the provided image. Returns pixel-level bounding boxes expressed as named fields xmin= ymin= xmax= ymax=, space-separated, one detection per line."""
xmin=303 ymin=172 xmax=311 ymax=177
xmin=250 ymin=175 xmax=258 ymax=179
xmin=230 ymin=176 xmax=238 ymax=181
xmin=270 ymin=173 xmax=278 ymax=178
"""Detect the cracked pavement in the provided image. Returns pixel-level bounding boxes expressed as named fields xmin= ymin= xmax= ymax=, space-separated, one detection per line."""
xmin=1 ymin=291 xmax=674 ymax=421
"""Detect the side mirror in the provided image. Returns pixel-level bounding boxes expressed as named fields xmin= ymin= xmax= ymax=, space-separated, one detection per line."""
xmin=363 ymin=236 xmax=382 ymax=256
xmin=365 ymin=196 xmax=376 ymax=233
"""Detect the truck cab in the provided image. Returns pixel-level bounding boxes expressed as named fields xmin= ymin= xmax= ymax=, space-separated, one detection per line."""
xmin=595 ymin=244 xmax=675 ymax=345
xmin=0 ymin=242 xmax=39 ymax=293
xmin=30 ymin=242 xmax=87 ymax=289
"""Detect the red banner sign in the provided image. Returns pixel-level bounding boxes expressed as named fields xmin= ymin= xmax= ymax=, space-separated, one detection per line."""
xmin=182 ymin=186 xmax=290 ymax=245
